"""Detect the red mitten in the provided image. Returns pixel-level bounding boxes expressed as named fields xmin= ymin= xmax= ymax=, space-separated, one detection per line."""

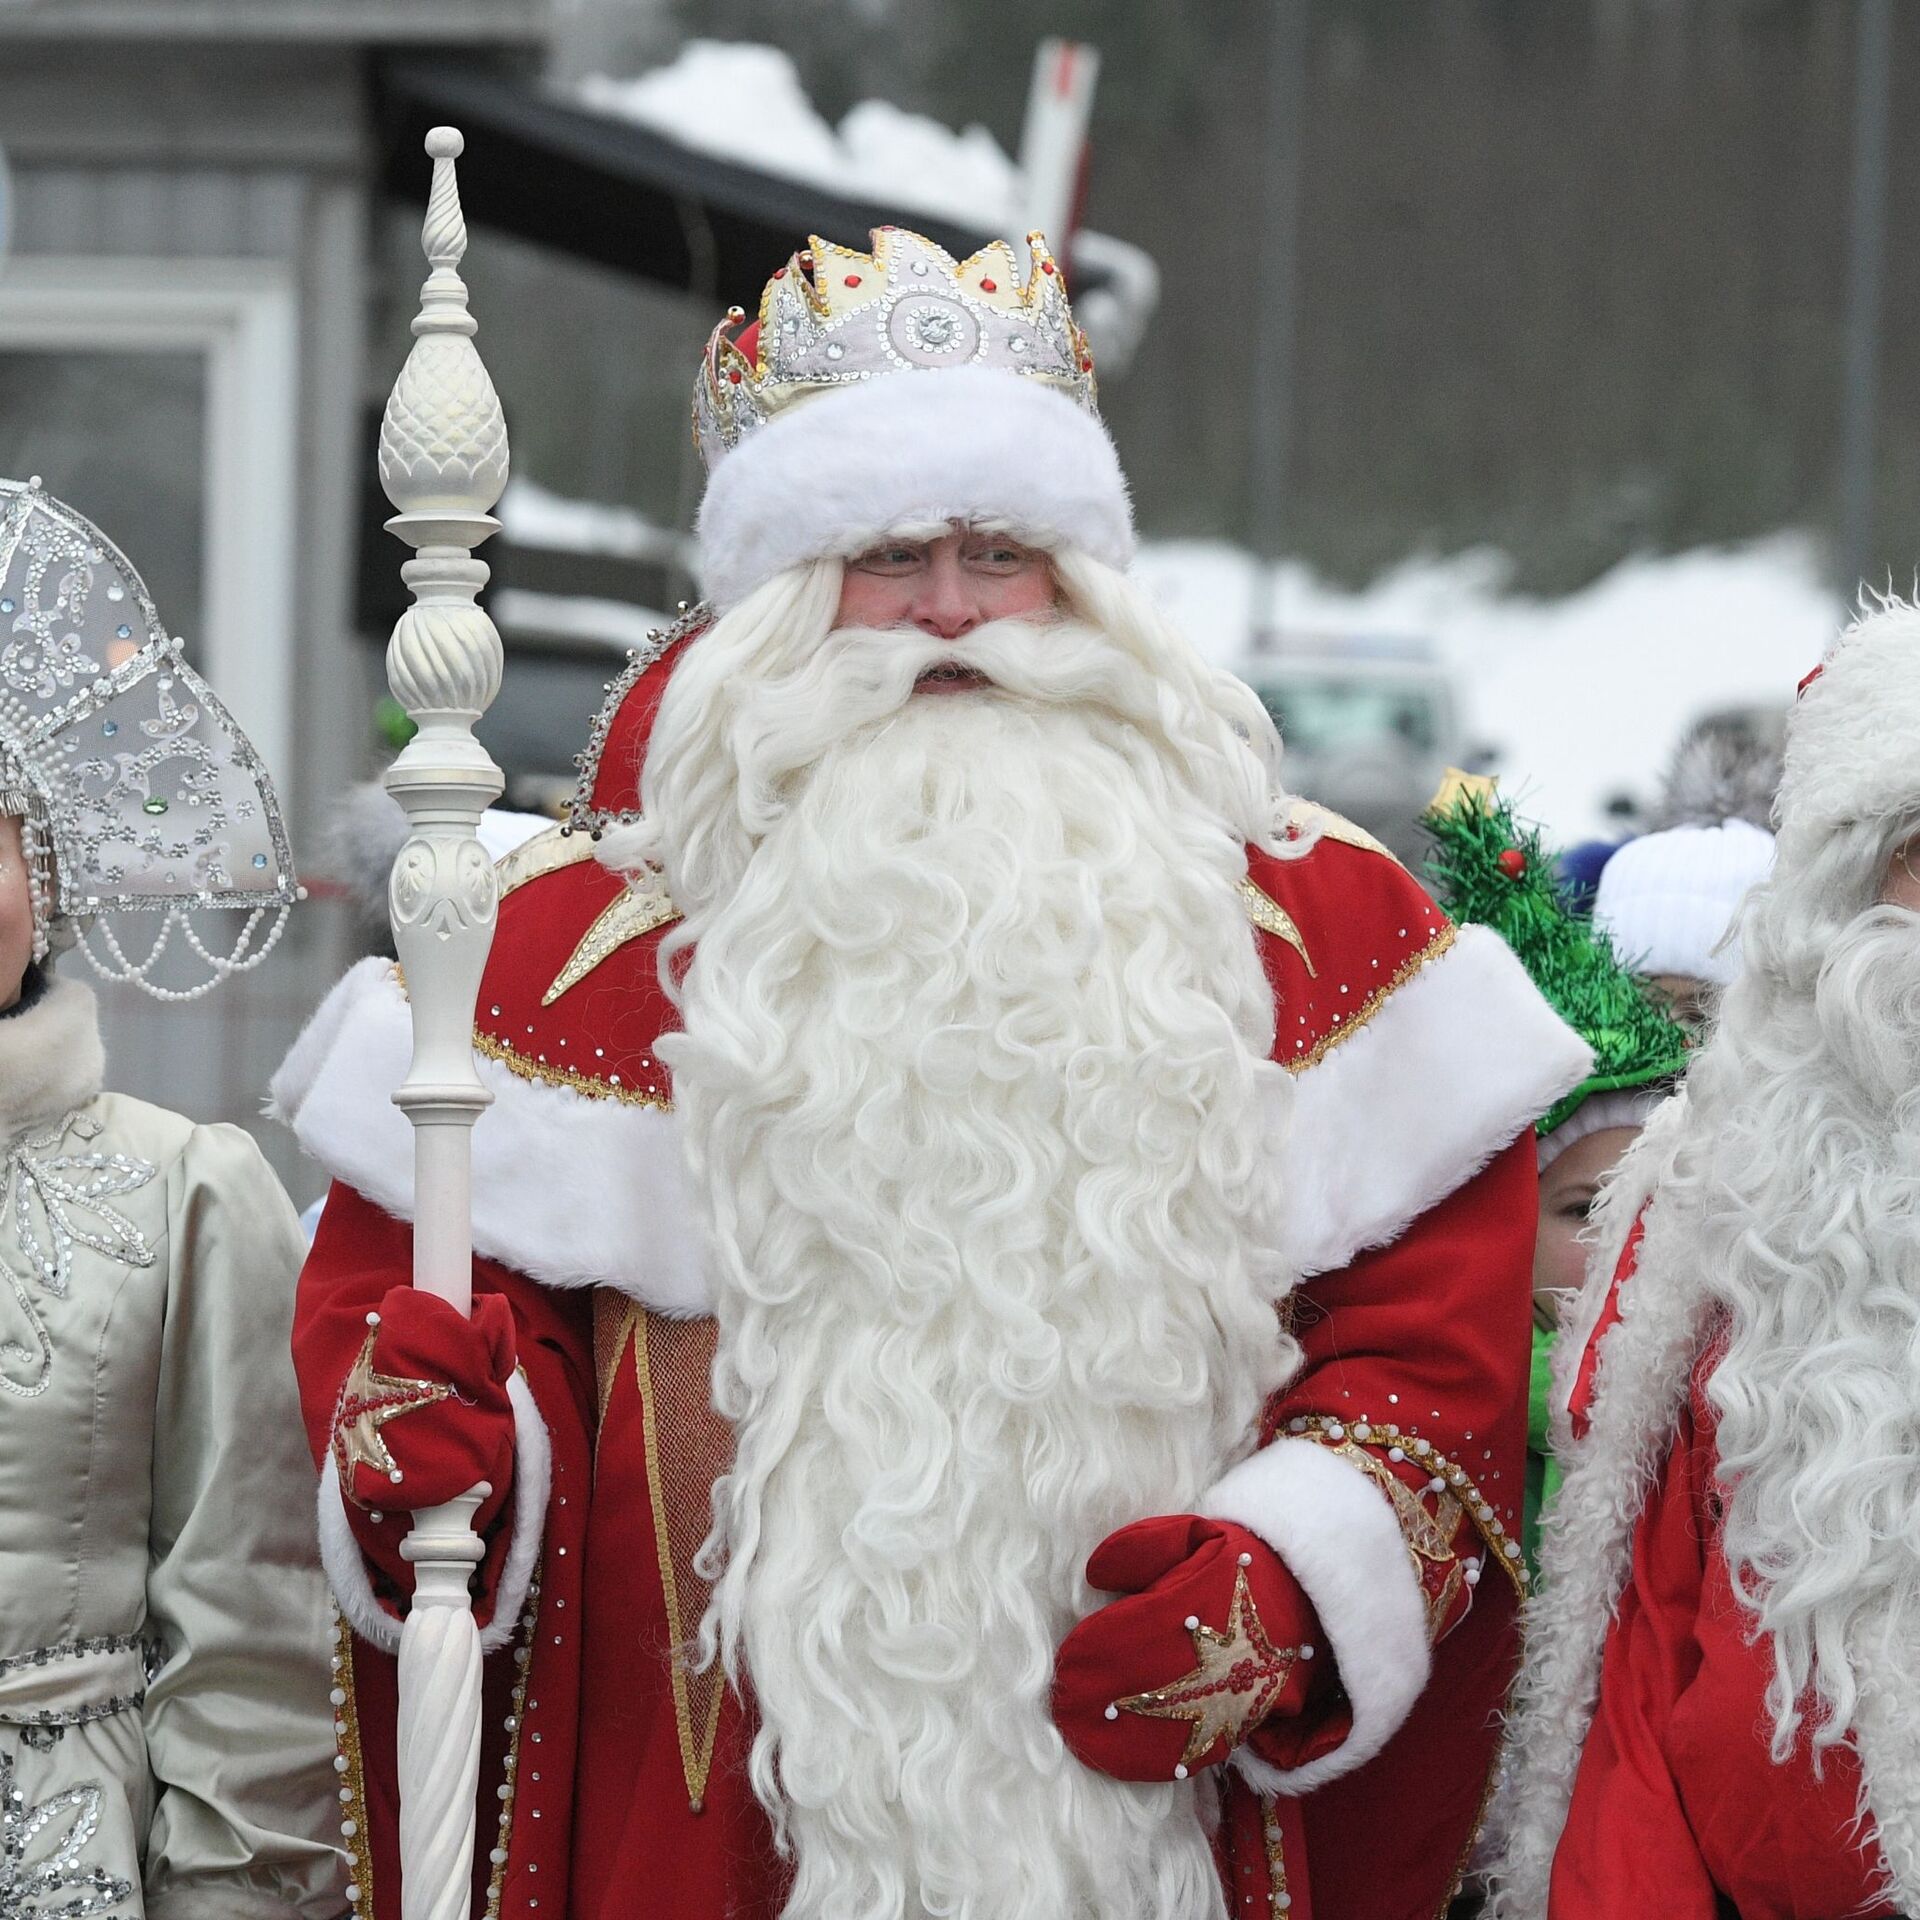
xmin=328 ymin=1288 xmax=519 ymax=1608
xmin=1052 ymin=1515 xmax=1330 ymax=1783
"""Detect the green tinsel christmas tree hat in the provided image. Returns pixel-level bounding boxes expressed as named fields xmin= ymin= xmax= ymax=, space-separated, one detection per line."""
xmin=1422 ymin=771 xmax=1691 ymax=1138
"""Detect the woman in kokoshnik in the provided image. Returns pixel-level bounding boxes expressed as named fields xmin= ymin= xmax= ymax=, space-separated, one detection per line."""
xmin=1422 ymin=774 xmax=1692 ymax=1577
xmin=0 ymin=478 xmax=342 ymax=1920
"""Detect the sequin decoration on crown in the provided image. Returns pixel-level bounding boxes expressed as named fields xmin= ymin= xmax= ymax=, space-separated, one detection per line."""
xmin=694 ymin=227 xmax=1098 ymax=468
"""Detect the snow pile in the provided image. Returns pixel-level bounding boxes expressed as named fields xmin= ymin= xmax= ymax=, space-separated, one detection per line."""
xmin=1135 ymin=536 xmax=1841 ymax=842
xmin=575 ymin=41 xmax=1022 ymax=230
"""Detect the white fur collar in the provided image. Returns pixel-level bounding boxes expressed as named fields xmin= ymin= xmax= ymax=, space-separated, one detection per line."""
xmin=0 ymin=975 xmax=104 ymax=1145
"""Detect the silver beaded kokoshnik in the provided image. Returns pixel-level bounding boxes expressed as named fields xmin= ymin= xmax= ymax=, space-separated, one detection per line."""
xmin=0 ymin=476 xmax=300 ymax=1000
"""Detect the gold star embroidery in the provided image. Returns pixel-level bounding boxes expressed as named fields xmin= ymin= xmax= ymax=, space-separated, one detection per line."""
xmin=331 ymin=1328 xmax=454 ymax=1492
xmin=1113 ymin=1567 xmax=1299 ymax=1769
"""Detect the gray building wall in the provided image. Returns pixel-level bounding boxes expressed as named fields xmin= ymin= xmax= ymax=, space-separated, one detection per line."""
xmin=1 ymin=18 xmax=546 ymax=1200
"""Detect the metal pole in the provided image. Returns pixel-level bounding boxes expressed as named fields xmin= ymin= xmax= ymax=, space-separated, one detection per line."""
xmin=1840 ymin=0 xmax=1892 ymax=602
xmin=1248 ymin=0 xmax=1311 ymax=646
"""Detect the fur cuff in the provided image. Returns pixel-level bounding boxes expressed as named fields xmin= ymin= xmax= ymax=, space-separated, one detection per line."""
xmin=0 ymin=975 xmax=104 ymax=1143
xmin=1283 ymin=924 xmax=1593 ymax=1278
xmin=270 ymin=958 xmax=709 ymax=1316
xmin=695 ymin=367 xmax=1135 ymax=608
xmin=1201 ymin=1438 xmax=1432 ymax=1793
xmin=316 ymin=1370 xmax=551 ymax=1657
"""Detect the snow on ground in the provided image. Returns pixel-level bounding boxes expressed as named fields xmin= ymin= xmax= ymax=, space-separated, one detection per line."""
xmin=574 ymin=42 xmax=1022 ymax=230
xmin=1136 ymin=535 xmax=1842 ymax=843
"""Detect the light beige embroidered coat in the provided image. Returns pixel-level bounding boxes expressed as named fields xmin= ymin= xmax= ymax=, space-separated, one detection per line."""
xmin=0 ymin=975 xmax=345 ymax=1920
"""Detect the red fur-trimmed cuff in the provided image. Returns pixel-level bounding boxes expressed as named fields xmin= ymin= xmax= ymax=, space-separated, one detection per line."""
xmin=317 ymin=1371 xmax=550 ymax=1657
xmin=1200 ymin=1437 xmax=1431 ymax=1793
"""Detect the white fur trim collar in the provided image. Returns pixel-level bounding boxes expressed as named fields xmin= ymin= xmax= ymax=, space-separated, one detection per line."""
xmin=275 ymin=921 xmax=1585 ymax=1315
xmin=0 ymin=975 xmax=104 ymax=1144
xmin=695 ymin=367 xmax=1134 ymax=608
xmin=269 ymin=958 xmax=710 ymax=1318
xmin=1283 ymin=924 xmax=1593 ymax=1278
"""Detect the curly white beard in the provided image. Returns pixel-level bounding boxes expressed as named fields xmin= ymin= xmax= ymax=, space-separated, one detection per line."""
xmin=1690 ymin=871 xmax=1920 ymax=1762
xmin=634 ymin=560 xmax=1300 ymax=1919
xmin=1487 ymin=820 xmax=1920 ymax=1920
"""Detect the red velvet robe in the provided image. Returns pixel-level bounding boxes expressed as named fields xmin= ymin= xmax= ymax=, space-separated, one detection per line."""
xmin=297 ymin=1150 xmax=1538 ymax=1920
xmin=1554 ymin=1320 xmax=1895 ymax=1918
xmin=278 ymin=628 xmax=1587 ymax=1920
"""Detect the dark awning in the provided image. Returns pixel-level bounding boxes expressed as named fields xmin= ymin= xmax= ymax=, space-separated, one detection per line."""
xmin=376 ymin=58 xmax=1044 ymax=307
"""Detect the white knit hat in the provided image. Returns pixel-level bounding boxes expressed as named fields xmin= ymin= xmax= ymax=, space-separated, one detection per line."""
xmin=1536 ymin=1085 xmax=1671 ymax=1170
xmin=1592 ymin=817 xmax=1775 ymax=987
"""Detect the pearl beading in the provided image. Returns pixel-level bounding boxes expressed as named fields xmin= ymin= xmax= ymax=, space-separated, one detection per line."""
xmin=329 ymin=1572 xmax=544 ymax=1917
xmin=1279 ymin=1412 xmax=1530 ymax=1598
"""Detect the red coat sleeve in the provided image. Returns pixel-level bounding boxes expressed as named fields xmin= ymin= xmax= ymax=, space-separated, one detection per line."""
xmin=1203 ymin=1135 xmax=1537 ymax=1792
xmin=294 ymin=1182 xmax=592 ymax=1637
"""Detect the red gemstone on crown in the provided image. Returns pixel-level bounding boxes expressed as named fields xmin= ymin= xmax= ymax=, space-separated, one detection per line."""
xmin=728 ymin=370 xmax=743 ymax=385
xmin=980 ymin=278 xmax=997 ymax=293
xmin=1041 ymin=260 xmax=1056 ymax=274
xmin=845 ymin=274 xmax=863 ymax=287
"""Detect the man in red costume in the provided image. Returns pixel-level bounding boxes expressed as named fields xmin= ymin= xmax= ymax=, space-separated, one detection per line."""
xmin=275 ymin=226 xmax=1588 ymax=1920
xmin=1490 ymin=601 xmax=1920 ymax=1920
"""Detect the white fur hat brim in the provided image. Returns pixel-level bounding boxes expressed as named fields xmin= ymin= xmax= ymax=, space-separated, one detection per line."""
xmin=1779 ymin=597 xmax=1920 ymax=839
xmin=694 ymin=366 xmax=1134 ymax=609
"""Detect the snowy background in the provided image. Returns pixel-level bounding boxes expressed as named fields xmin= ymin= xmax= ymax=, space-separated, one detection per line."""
xmin=479 ymin=33 xmax=1858 ymax=845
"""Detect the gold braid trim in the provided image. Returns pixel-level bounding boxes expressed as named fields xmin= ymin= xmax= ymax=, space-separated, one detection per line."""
xmin=483 ymin=1579 xmax=541 ymax=1920
xmin=1435 ymin=1728 xmax=1508 ymax=1918
xmin=329 ymin=1610 xmax=371 ymax=1914
xmin=472 ymin=1029 xmax=672 ymax=1111
xmin=1278 ymin=1412 xmax=1529 ymax=1600
xmin=634 ymin=1308 xmax=727 ymax=1814
xmin=329 ymin=1569 xmax=544 ymax=1918
xmin=1261 ymin=1801 xmax=1293 ymax=1918
xmin=1284 ymin=921 xmax=1457 ymax=1075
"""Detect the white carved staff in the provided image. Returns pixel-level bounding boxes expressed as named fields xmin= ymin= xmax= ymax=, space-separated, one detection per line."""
xmin=378 ymin=127 xmax=508 ymax=1920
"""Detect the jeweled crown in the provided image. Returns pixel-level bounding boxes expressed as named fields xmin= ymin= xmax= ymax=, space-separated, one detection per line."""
xmin=693 ymin=226 xmax=1098 ymax=467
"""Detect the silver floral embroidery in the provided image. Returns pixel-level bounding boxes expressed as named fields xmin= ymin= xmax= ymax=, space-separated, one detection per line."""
xmin=0 ymin=1117 xmax=154 ymax=1399
xmin=1 ymin=516 xmax=101 ymax=705
xmin=0 ymin=1749 xmax=135 ymax=1917
xmin=9 ymin=1117 xmax=154 ymax=1296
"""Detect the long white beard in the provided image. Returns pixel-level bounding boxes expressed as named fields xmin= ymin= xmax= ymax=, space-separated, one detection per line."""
xmin=1487 ymin=861 xmax=1920 ymax=1920
xmin=645 ymin=585 xmax=1299 ymax=1919
xmin=1694 ymin=904 xmax=1920 ymax=1758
